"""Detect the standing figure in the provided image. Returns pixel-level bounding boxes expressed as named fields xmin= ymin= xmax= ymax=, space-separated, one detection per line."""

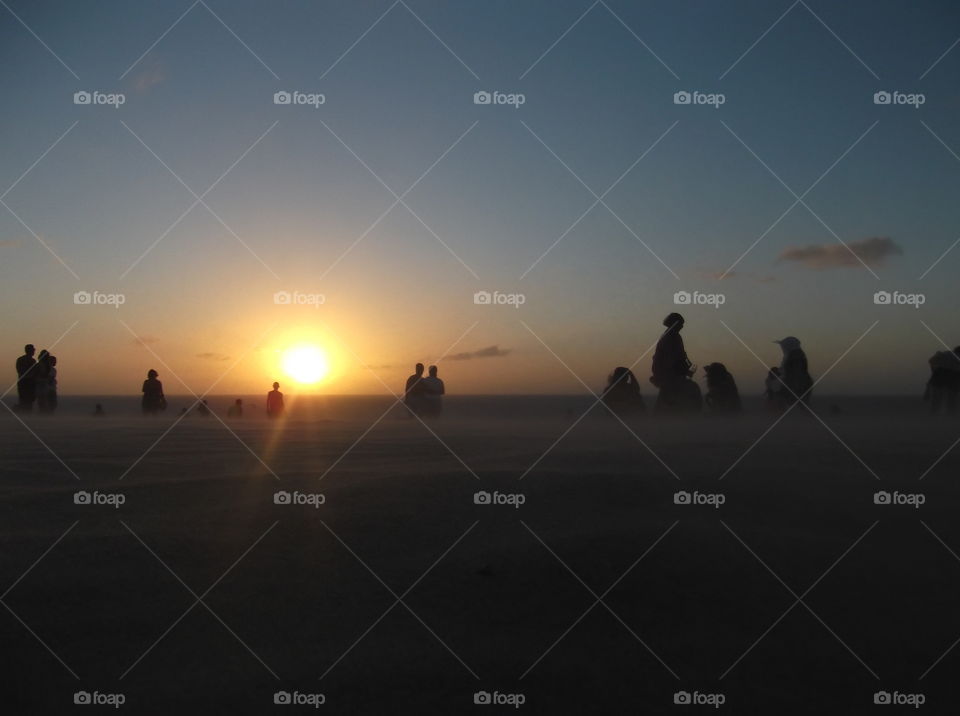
xmin=267 ymin=382 xmax=285 ymax=418
xmin=404 ymin=363 xmax=426 ymax=416
xmin=422 ymin=365 xmax=445 ymax=416
xmin=15 ymin=344 xmax=37 ymax=412
xmin=925 ymin=347 xmax=960 ymax=415
xmin=651 ymin=313 xmax=701 ymax=414
xmin=775 ymin=337 xmax=813 ymax=409
xmin=142 ymin=369 xmax=166 ymax=414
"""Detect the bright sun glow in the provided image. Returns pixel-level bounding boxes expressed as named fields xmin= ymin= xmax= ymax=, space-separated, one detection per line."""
xmin=281 ymin=345 xmax=329 ymax=384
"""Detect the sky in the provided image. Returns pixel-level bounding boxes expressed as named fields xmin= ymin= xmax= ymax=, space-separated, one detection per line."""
xmin=1 ymin=0 xmax=959 ymax=396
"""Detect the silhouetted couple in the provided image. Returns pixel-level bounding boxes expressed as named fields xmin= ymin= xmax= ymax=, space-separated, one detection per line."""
xmin=926 ymin=347 xmax=960 ymax=415
xmin=404 ymin=363 xmax=445 ymax=416
xmin=15 ymin=344 xmax=58 ymax=413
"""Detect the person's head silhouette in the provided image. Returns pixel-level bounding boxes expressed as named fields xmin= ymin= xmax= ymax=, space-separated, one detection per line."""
xmin=24 ymin=344 xmax=35 ymax=357
xmin=147 ymin=369 xmax=159 ymax=379
xmin=428 ymin=365 xmax=438 ymax=377
xmin=236 ymin=398 xmax=242 ymax=405
xmin=663 ymin=312 xmax=685 ymax=331
xmin=273 ymin=381 xmax=280 ymax=390
xmin=415 ymin=363 xmax=424 ymax=376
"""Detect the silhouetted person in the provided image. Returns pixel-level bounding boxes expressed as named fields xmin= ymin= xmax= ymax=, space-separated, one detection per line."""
xmin=602 ymin=366 xmax=646 ymax=415
xmin=196 ymin=399 xmax=210 ymax=417
xmin=93 ymin=403 xmax=105 ymax=416
xmin=267 ymin=382 xmax=284 ymax=418
xmin=44 ymin=355 xmax=58 ymax=413
xmin=422 ymin=365 xmax=445 ymax=416
xmin=404 ymin=363 xmax=426 ymax=416
xmin=142 ymin=369 xmax=166 ymax=414
xmin=228 ymin=398 xmax=243 ymax=417
xmin=764 ymin=367 xmax=782 ymax=411
xmin=651 ymin=313 xmax=701 ymax=414
xmin=15 ymin=344 xmax=36 ymax=411
xmin=704 ymin=363 xmax=741 ymax=414
xmin=775 ymin=337 xmax=813 ymax=409
xmin=35 ymin=350 xmax=54 ymax=414
xmin=925 ymin=346 xmax=960 ymax=415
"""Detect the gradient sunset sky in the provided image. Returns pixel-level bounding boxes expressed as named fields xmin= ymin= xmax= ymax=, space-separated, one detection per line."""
xmin=2 ymin=0 xmax=959 ymax=395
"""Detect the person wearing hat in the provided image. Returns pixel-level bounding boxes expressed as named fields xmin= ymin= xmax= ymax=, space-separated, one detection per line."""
xmin=774 ymin=336 xmax=813 ymax=408
xmin=651 ymin=312 xmax=701 ymax=414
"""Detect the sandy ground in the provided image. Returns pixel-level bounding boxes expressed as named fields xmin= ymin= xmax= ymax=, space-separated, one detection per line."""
xmin=1 ymin=396 xmax=959 ymax=713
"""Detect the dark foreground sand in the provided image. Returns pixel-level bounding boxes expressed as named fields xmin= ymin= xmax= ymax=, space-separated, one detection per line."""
xmin=1 ymin=396 xmax=959 ymax=713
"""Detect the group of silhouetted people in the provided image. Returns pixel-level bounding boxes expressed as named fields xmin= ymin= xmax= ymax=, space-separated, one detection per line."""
xmin=602 ymin=313 xmax=815 ymax=417
xmin=14 ymin=344 xmax=58 ymax=414
xmin=404 ymin=363 xmax=445 ymax=416
xmin=12 ymin=332 xmax=960 ymax=419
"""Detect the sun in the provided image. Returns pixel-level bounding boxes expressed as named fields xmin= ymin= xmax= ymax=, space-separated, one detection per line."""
xmin=281 ymin=345 xmax=329 ymax=384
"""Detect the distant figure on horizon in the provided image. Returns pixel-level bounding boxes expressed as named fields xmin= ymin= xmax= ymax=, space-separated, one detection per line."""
xmin=228 ymin=398 xmax=243 ymax=417
xmin=704 ymin=363 xmax=741 ymax=414
xmin=422 ymin=365 xmax=445 ymax=416
xmin=602 ymin=367 xmax=645 ymax=415
xmin=142 ymin=369 xmax=166 ymax=414
xmin=651 ymin=313 xmax=701 ymax=414
xmin=15 ymin=344 xmax=36 ymax=412
xmin=764 ymin=367 xmax=782 ymax=411
xmin=35 ymin=350 xmax=55 ymax=414
xmin=404 ymin=363 xmax=426 ymax=416
xmin=93 ymin=403 xmax=105 ymax=416
xmin=774 ymin=336 xmax=813 ymax=409
xmin=925 ymin=347 xmax=960 ymax=415
xmin=196 ymin=399 xmax=210 ymax=417
xmin=267 ymin=382 xmax=284 ymax=418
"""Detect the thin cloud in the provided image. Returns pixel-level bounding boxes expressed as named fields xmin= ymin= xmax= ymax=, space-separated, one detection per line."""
xmin=131 ymin=335 xmax=160 ymax=347
xmin=703 ymin=269 xmax=776 ymax=283
xmin=779 ymin=236 xmax=902 ymax=269
xmin=448 ymin=345 xmax=511 ymax=361
xmin=133 ymin=64 xmax=165 ymax=92
xmin=0 ymin=238 xmax=19 ymax=248
xmin=196 ymin=352 xmax=231 ymax=362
